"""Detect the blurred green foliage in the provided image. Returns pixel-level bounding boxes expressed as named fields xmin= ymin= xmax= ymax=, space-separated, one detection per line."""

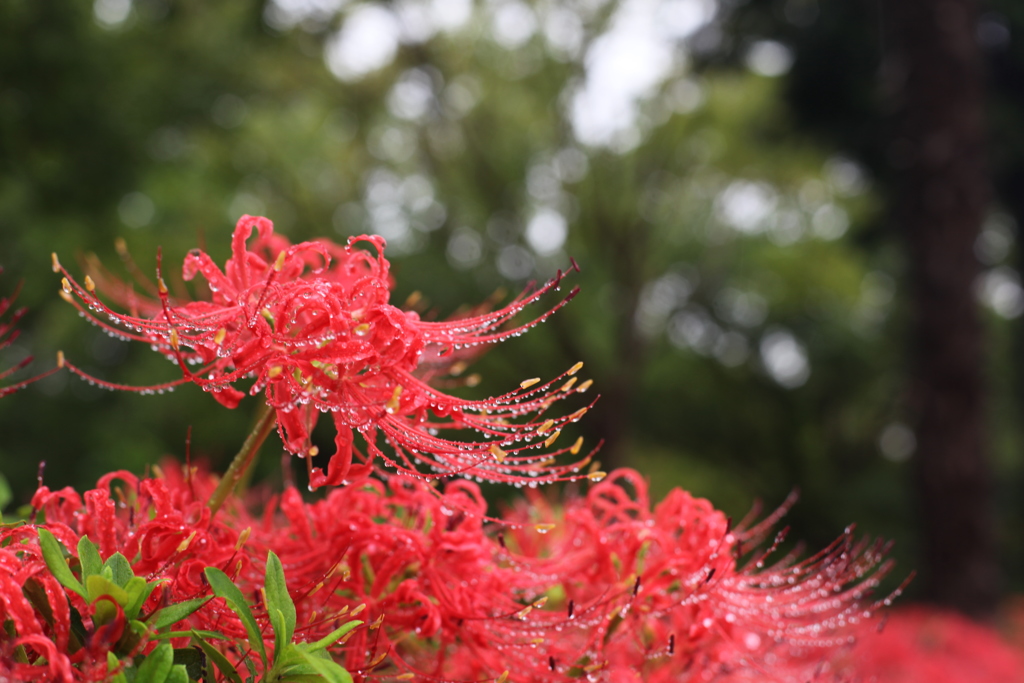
xmin=1 ymin=0 xmax=1021 ymax=598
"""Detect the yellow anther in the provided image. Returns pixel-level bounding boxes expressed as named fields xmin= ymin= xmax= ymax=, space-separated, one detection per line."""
xmin=567 ymin=361 xmax=584 ymax=376
xmin=449 ymin=361 xmax=468 ymax=376
xmin=309 ymin=582 xmax=323 ymax=596
xmin=214 ymin=328 xmax=227 ymax=345
xmin=350 ymin=603 xmax=366 ymax=617
xmin=396 ymin=674 xmax=415 ymax=680
xmin=515 ymin=605 xmax=533 ymax=619
xmin=588 ymin=471 xmax=607 ymax=482
xmin=61 ymin=278 xmax=72 ymax=294
xmin=175 ymin=530 xmax=197 ymax=553
xmin=496 ymin=671 xmax=510 ymax=683
xmin=533 ymin=596 xmax=548 ymax=608
xmin=267 ymin=365 xmax=283 ymax=378
xmin=370 ymin=613 xmax=386 ymax=630
xmin=520 ymin=377 xmax=541 ymax=389
xmin=235 ymin=527 xmax=251 ymax=550
xmin=157 ymin=277 xmax=168 ymax=295
xmin=465 ymin=374 xmax=481 ymax=387
xmin=51 ymin=253 xmax=61 ymax=273
xmin=59 ymin=289 xmax=73 ymax=303
xmin=385 ymin=385 xmax=403 ymax=414
xmin=114 ymin=237 xmax=128 ymax=256
xmin=354 ymin=323 xmax=371 ymax=336
xmin=569 ymin=407 xmax=588 ymax=422
xmin=490 ymin=444 xmax=507 ymax=464
xmin=84 ymin=275 xmax=96 ymax=293
xmin=570 ymin=436 xmax=584 ymax=455
xmin=560 ymin=377 xmax=577 ymax=392
xmin=274 ymin=251 xmax=286 ymax=272
xmin=169 ymin=328 xmax=180 ymax=351
xmin=544 ymin=429 xmax=561 ymax=448
xmin=404 ymin=291 xmax=422 ymax=308
xmin=308 ymin=446 xmax=319 ymax=457
xmin=531 ymin=637 xmax=545 ymax=645
xmin=536 ymin=419 xmax=555 ymax=435
xmin=577 ymin=379 xmax=594 ymax=393
xmin=534 ymin=523 xmax=556 ymax=534
xmin=56 ymin=350 xmax=65 ymax=369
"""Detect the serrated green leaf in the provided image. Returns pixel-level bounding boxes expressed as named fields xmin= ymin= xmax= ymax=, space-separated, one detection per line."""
xmin=149 ymin=596 xmax=212 ymax=631
xmin=191 ymin=630 xmax=242 ymax=683
xmin=136 ymin=642 xmax=173 ymax=683
xmin=103 ymin=553 xmax=134 ymax=587
xmin=171 ymin=647 xmax=204 ymax=681
xmin=264 ymin=551 xmax=296 ymax=649
xmin=302 ymin=620 xmax=362 ymax=654
xmin=291 ymin=649 xmax=354 ymax=683
xmin=203 ymin=567 xmax=266 ymax=668
xmin=77 ymin=536 xmax=102 ymax=579
xmin=166 ymin=663 xmax=189 ymax=683
xmin=124 ymin=576 xmax=158 ymax=620
xmin=37 ymin=528 xmax=86 ymax=598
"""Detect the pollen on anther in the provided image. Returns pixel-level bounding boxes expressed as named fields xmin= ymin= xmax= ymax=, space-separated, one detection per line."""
xmin=61 ymin=278 xmax=72 ymax=294
xmin=567 ymin=361 xmax=583 ymax=376
xmin=520 ymin=377 xmax=541 ymax=389
xmin=84 ymin=275 xmax=96 ymax=293
xmin=570 ymin=436 xmax=583 ymax=455
xmin=490 ymin=444 xmax=507 ymax=463
xmin=537 ymin=419 xmax=555 ymax=435
xmin=56 ymin=350 xmax=65 ymax=368
xmin=544 ymin=429 xmax=561 ymax=448
xmin=576 ymin=379 xmax=594 ymax=393
xmin=51 ymin=252 xmax=61 ymax=273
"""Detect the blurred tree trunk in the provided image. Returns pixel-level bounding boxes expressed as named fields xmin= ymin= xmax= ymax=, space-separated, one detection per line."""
xmin=885 ymin=0 xmax=999 ymax=618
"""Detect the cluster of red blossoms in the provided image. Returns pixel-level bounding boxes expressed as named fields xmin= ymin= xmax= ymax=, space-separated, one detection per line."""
xmin=0 ymin=218 xmax=933 ymax=682
xmin=4 ymin=463 xmax=896 ymax=682
xmin=53 ymin=216 xmax=597 ymax=489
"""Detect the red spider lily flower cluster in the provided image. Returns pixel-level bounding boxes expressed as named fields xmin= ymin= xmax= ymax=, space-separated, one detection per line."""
xmin=834 ymin=607 xmax=1024 ymax=683
xmin=51 ymin=216 xmax=598 ymax=489
xmin=0 ymin=273 xmax=60 ymax=397
xmin=3 ymin=464 xmax=896 ymax=682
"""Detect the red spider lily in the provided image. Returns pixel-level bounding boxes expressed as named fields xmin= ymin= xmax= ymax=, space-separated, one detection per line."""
xmin=834 ymin=607 xmax=1024 ymax=683
xmin=0 ymin=272 xmax=61 ymax=397
xmin=5 ymin=464 xmax=895 ymax=683
xmin=52 ymin=216 xmax=598 ymax=489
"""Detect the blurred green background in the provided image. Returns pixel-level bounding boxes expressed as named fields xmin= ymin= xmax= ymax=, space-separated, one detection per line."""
xmin=2 ymin=0 xmax=1022 ymax=616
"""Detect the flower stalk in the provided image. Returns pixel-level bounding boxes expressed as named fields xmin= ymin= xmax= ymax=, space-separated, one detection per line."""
xmin=208 ymin=402 xmax=276 ymax=517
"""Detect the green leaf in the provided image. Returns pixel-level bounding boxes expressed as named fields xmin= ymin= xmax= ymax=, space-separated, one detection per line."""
xmin=171 ymin=647 xmax=205 ymax=681
xmin=86 ymin=574 xmax=130 ymax=608
xmin=302 ymin=620 xmax=362 ymax=654
xmin=190 ymin=630 xmax=243 ymax=683
xmin=135 ymin=642 xmax=173 ymax=683
xmin=203 ymin=566 xmax=266 ymax=668
xmin=37 ymin=528 xmax=86 ymax=598
xmin=165 ymin=663 xmax=189 ymax=683
xmin=124 ymin=576 xmax=158 ymax=620
xmin=104 ymin=553 xmax=134 ymax=588
xmin=269 ymin=607 xmax=288 ymax=665
xmin=264 ymin=551 xmax=296 ymax=649
xmin=149 ymin=596 xmax=212 ymax=631
xmin=106 ymin=650 xmax=128 ymax=683
xmin=291 ymin=649 xmax=354 ymax=683
xmin=77 ymin=536 xmax=103 ymax=579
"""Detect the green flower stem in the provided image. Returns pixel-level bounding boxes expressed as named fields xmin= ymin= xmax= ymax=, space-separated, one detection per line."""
xmin=208 ymin=404 xmax=277 ymax=517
